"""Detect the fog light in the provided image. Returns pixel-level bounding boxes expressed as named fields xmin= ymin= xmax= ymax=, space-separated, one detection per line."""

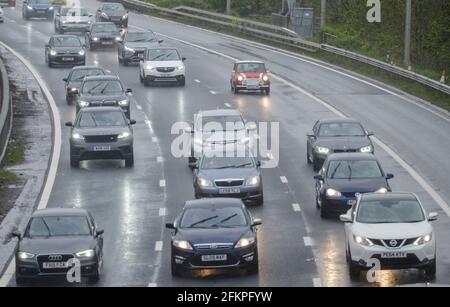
xmin=244 ymin=256 xmax=254 ymax=262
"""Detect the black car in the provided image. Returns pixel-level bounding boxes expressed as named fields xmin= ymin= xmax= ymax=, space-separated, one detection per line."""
xmin=85 ymin=22 xmax=120 ymax=50
xmin=307 ymin=118 xmax=374 ymax=171
xmin=13 ymin=208 xmax=104 ymax=285
xmin=193 ymin=151 xmax=263 ymax=206
xmin=76 ymin=75 xmax=132 ymax=118
xmin=63 ymin=66 xmax=106 ymax=104
xmin=166 ymin=198 xmax=261 ymax=277
xmin=314 ymin=153 xmax=394 ymax=218
xmin=95 ymin=2 xmax=128 ymax=28
xmin=45 ymin=35 xmax=86 ymax=67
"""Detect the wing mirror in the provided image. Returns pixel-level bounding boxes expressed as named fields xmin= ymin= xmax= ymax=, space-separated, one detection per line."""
xmin=386 ymin=173 xmax=394 ymax=180
xmin=314 ymin=175 xmax=323 ymax=181
xmin=182 ymin=57 xmax=187 ymax=61
xmin=367 ymin=131 xmax=374 ymax=136
xmin=96 ymin=229 xmax=104 ymax=236
xmin=252 ymin=218 xmax=262 ymax=227
xmin=158 ymin=39 xmax=164 ymax=44
xmin=340 ymin=214 xmax=352 ymax=223
xmin=428 ymin=212 xmax=438 ymax=222
xmin=63 ymin=77 xmax=68 ymax=82
xmin=246 ymin=122 xmax=257 ymax=131
xmin=165 ymin=222 xmax=176 ymax=229
xmin=306 ymin=131 xmax=315 ymax=138
xmin=11 ymin=231 xmax=22 ymax=239
xmin=65 ymin=121 xmax=73 ymax=127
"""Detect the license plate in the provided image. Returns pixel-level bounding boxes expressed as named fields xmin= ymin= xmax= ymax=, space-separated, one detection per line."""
xmin=219 ymin=188 xmax=240 ymax=194
xmin=102 ymin=41 xmax=113 ymax=45
xmin=347 ymin=199 xmax=356 ymax=206
xmin=93 ymin=145 xmax=111 ymax=151
xmin=43 ymin=262 xmax=68 ymax=269
xmin=62 ymin=57 xmax=74 ymax=61
xmin=37 ymin=10 xmax=47 ymax=13
xmin=201 ymin=254 xmax=227 ymax=262
xmin=381 ymin=252 xmax=407 ymax=259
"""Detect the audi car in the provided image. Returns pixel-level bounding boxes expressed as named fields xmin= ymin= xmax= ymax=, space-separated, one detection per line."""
xmin=66 ymin=107 xmax=135 ymax=167
xmin=139 ymin=47 xmax=186 ymax=86
xmin=63 ymin=66 xmax=106 ymax=104
xmin=118 ymin=30 xmax=162 ymax=65
xmin=314 ymin=153 xmax=394 ymax=218
xmin=85 ymin=22 xmax=120 ymax=50
xmin=341 ymin=192 xmax=437 ymax=280
xmin=95 ymin=2 xmax=128 ymax=28
xmin=45 ymin=35 xmax=86 ymax=67
xmin=193 ymin=151 xmax=263 ymax=206
xmin=166 ymin=198 xmax=261 ymax=277
xmin=307 ymin=118 xmax=375 ymax=171
xmin=54 ymin=6 xmax=92 ymax=34
xmin=76 ymin=75 xmax=132 ymax=118
xmin=230 ymin=61 xmax=270 ymax=95
xmin=22 ymin=0 xmax=54 ymax=20
xmin=13 ymin=208 xmax=104 ymax=285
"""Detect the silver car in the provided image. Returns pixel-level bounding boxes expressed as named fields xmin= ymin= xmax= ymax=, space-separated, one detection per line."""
xmin=117 ymin=30 xmax=162 ymax=65
xmin=54 ymin=6 xmax=92 ymax=34
xmin=66 ymin=107 xmax=136 ymax=168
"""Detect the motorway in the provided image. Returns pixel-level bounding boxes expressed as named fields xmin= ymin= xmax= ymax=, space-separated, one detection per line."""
xmin=0 ymin=0 xmax=450 ymax=287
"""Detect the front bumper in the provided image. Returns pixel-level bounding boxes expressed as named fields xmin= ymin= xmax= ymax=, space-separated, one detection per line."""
xmin=195 ymin=185 xmax=263 ymax=204
xmin=321 ymin=196 xmax=356 ymax=214
xmin=16 ymin=257 xmax=99 ymax=279
xmin=70 ymin=140 xmax=133 ymax=161
xmin=236 ymin=84 xmax=270 ymax=91
xmin=144 ymin=71 xmax=185 ymax=84
xmin=49 ymin=55 xmax=85 ymax=65
xmin=60 ymin=23 xmax=90 ymax=32
xmin=25 ymin=9 xmax=54 ymax=18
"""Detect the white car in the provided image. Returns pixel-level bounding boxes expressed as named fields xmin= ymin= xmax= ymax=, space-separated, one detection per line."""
xmin=139 ymin=47 xmax=186 ymax=86
xmin=0 ymin=7 xmax=4 ymax=23
xmin=341 ymin=192 xmax=437 ymax=280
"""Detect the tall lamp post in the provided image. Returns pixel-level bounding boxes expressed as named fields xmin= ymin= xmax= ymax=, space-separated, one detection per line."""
xmin=320 ymin=0 xmax=326 ymax=28
xmin=404 ymin=0 xmax=412 ymax=68
xmin=226 ymin=0 xmax=231 ymax=15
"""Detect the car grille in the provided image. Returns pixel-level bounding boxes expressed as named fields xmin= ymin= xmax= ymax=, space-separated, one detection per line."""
xmin=99 ymin=37 xmax=115 ymax=42
xmin=55 ymin=52 xmax=79 ymax=56
xmin=156 ymin=67 xmax=175 ymax=73
xmin=342 ymin=192 xmax=356 ymax=198
xmin=194 ymin=243 xmax=234 ymax=250
xmin=333 ymin=149 xmax=358 ymax=153
xmin=37 ymin=254 xmax=74 ymax=274
xmin=84 ymin=135 xmax=118 ymax=143
xmin=215 ymin=179 xmax=244 ymax=187
xmin=89 ymin=100 xmax=118 ymax=107
xmin=370 ymin=238 xmax=418 ymax=248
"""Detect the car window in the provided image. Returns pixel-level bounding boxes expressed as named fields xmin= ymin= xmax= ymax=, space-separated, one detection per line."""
xmin=82 ymin=80 xmax=123 ymax=95
xmin=60 ymin=7 xmax=88 ymax=16
xmin=236 ymin=63 xmax=265 ymax=73
xmin=26 ymin=216 xmax=92 ymax=237
xmin=201 ymin=156 xmax=254 ymax=169
xmin=69 ymin=69 xmax=105 ymax=81
xmin=146 ymin=49 xmax=180 ymax=61
xmin=180 ymin=207 xmax=248 ymax=228
xmin=101 ymin=3 xmax=125 ymax=12
xmin=125 ymin=32 xmax=156 ymax=43
xmin=78 ymin=111 xmax=126 ymax=127
xmin=327 ymin=160 xmax=382 ymax=179
xmin=52 ymin=37 xmax=82 ymax=47
xmin=196 ymin=115 xmax=244 ymax=131
xmin=318 ymin=122 xmax=365 ymax=137
xmin=356 ymin=199 xmax=425 ymax=224
xmin=92 ymin=23 xmax=117 ymax=33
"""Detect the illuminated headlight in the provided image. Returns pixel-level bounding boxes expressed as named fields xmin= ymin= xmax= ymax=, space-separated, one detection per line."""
xmin=414 ymin=233 xmax=432 ymax=246
xmin=61 ymin=20 xmax=68 ymax=24
xmin=197 ymin=177 xmax=212 ymax=187
xmin=124 ymin=46 xmax=134 ymax=53
xmin=315 ymin=146 xmax=330 ymax=154
xmin=70 ymin=87 xmax=77 ymax=92
xmin=145 ymin=65 xmax=155 ymax=71
xmin=88 ymin=20 xmax=92 ymax=24
xmin=360 ymin=145 xmax=373 ymax=153
xmin=118 ymin=99 xmax=129 ymax=106
xmin=18 ymin=251 xmax=35 ymax=260
xmin=49 ymin=6 xmax=54 ymax=11
xmin=78 ymin=50 xmax=85 ymax=56
xmin=76 ymin=249 xmax=95 ymax=258
xmin=72 ymin=133 xmax=84 ymax=140
xmin=353 ymin=235 xmax=374 ymax=246
xmin=176 ymin=65 xmax=185 ymax=70
xmin=246 ymin=176 xmax=260 ymax=186
xmin=326 ymin=188 xmax=342 ymax=198
xmin=79 ymin=101 xmax=90 ymax=107
xmin=237 ymin=75 xmax=244 ymax=82
xmin=173 ymin=240 xmax=193 ymax=250
xmin=262 ymin=75 xmax=269 ymax=82
xmin=115 ymin=36 xmax=121 ymax=41
xmin=92 ymin=37 xmax=99 ymax=42
xmin=239 ymin=136 xmax=250 ymax=144
xmin=122 ymin=14 xmax=128 ymax=20
xmin=27 ymin=5 xmax=33 ymax=10
xmin=118 ymin=132 xmax=131 ymax=139
xmin=101 ymin=12 xmax=108 ymax=18
xmin=375 ymin=187 xmax=388 ymax=194
xmin=235 ymin=237 xmax=255 ymax=248
xmin=49 ymin=50 xmax=57 ymax=56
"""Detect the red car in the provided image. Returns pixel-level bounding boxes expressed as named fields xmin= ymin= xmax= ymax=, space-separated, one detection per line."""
xmin=230 ymin=61 xmax=270 ymax=95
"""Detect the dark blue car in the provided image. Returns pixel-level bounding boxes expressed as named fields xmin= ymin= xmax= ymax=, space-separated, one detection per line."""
xmin=22 ymin=0 xmax=54 ymax=20
xmin=314 ymin=153 xmax=394 ymax=218
xmin=166 ymin=198 xmax=261 ymax=277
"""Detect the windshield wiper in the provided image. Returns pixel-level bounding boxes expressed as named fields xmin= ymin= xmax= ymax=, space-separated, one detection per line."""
xmin=330 ymin=162 xmax=342 ymax=179
xmin=211 ymin=214 xmax=238 ymax=227
xmin=150 ymin=53 xmax=169 ymax=61
xmin=87 ymin=82 xmax=106 ymax=94
xmin=347 ymin=164 xmax=352 ymax=180
xmin=41 ymin=218 xmax=52 ymax=237
xmin=189 ymin=215 xmax=218 ymax=228
xmin=232 ymin=162 xmax=253 ymax=168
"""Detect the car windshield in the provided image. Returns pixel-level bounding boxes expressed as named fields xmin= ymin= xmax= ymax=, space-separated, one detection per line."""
xmin=318 ymin=122 xmax=365 ymax=137
xmin=236 ymin=63 xmax=265 ymax=73
xmin=78 ymin=111 xmax=126 ymax=127
xmin=92 ymin=24 xmax=117 ymax=33
xmin=82 ymin=80 xmax=123 ymax=95
xmin=30 ymin=0 xmax=51 ymax=4
xmin=102 ymin=3 xmax=124 ymax=12
xmin=69 ymin=69 xmax=104 ymax=81
xmin=327 ymin=160 xmax=382 ymax=179
xmin=201 ymin=156 xmax=254 ymax=169
xmin=125 ymin=32 xmax=156 ymax=42
xmin=52 ymin=37 xmax=81 ymax=47
xmin=357 ymin=199 xmax=425 ymax=224
xmin=180 ymin=207 xmax=247 ymax=228
xmin=146 ymin=49 xmax=180 ymax=61
xmin=60 ymin=7 xmax=88 ymax=16
xmin=26 ymin=216 xmax=91 ymax=237
xmin=198 ymin=115 xmax=244 ymax=131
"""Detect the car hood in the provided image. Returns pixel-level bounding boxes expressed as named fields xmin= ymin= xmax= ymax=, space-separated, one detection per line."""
xmin=79 ymin=93 xmax=127 ymax=102
xmin=200 ymin=130 xmax=246 ymax=143
xmin=52 ymin=46 xmax=83 ymax=53
xmin=60 ymin=16 xmax=91 ymax=22
xmin=315 ymin=136 xmax=371 ymax=150
xmin=241 ymin=72 xmax=263 ymax=79
xmin=28 ymin=3 xmax=53 ymax=9
xmin=74 ymin=127 xmax=129 ymax=136
xmin=19 ymin=236 xmax=96 ymax=255
xmin=103 ymin=10 xmax=126 ymax=18
xmin=352 ymin=221 xmax=432 ymax=239
xmin=178 ymin=227 xmax=250 ymax=245
xmin=124 ymin=41 xmax=160 ymax=50
xmin=197 ymin=168 xmax=259 ymax=182
xmin=326 ymin=177 xmax=387 ymax=193
xmin=91 ymin=31 xmax=118 ymax=38
xmin=144 ymin=60 xmax=183 ymax=67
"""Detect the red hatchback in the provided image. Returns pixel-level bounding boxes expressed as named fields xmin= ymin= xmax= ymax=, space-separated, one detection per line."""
xmin=230 ymin=61 xmax=270 ymax=95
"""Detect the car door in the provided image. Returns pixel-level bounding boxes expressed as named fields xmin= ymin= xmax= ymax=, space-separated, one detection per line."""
xmin=231 ymin=63 xmax=237 ymax=84
xmin=315 ymin=162 xmax=326 ymax=200
xmin=45 ymin=37 xmax=53 ymax=61
xmin=118 ymin=32 xmax=125 ymax=56
xmin=89 ymin=212 xmax=103 ymax=257
xmin=307 ymin=121 xmax=319 ymax=158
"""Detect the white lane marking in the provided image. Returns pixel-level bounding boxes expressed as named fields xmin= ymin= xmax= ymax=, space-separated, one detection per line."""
xmin=152 ymin=136 xmax=158 ymax=142
xmin=0 ymin=259 xmax=15 ymax=287
xmin=313 ymin=278 xmax=323 ymax=287
xmin=157 ymin=156 xmax=163 ymax=163
xmin=194 ymin=79 xmax=201 ymax=83
xmin=267 ymin=152 xmax=274 ymax=160
xmin=155 ymin=241 xmax=163 ymax=252
xmin=148 ymin=282 xmax=157 ymax=287
xmin=303 ymin=237 xmax=313 ymax=246
xmin=136 ymin=104 xmax=142 ymax=110
xmin=0 ymin=41 xmax=61 ymax=287
xmin=280 ymin=176 xmax=288 ymax=184
xmin=159 ymin=179 xmax=166 ymax=187
xmin=159 ymin=208 xmax=167 ymax=217
xmin=209 ymin=90 xmax=217 ymax=95
xmin=292 ymin=203 xmax=301 ymax=212
xmin=224 ymin=102 xmax=231 ymax=108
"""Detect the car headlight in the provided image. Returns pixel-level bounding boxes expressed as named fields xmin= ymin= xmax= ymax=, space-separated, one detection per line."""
xmin=72 ymin=133 xmax=84 ymax=140
xmin=235 ymin=237 xmax=255 ymax=248
xmin=124 ymin=46 xmax=134 ymax=53
xmin=78 ymin=50 xmax=85 ymax=56
xmin=101 ymin=12 xmax=108 ymax=18
xmin=197 ymin=177 xmax=212 ymax=187
xmin=76 ymin=249 xmax=95 ymax=258
xmin=177 ymin=65 xmax=185 ymax=70
xmin=79 ymin=101 xmax=90 ymax=107
xmin=49 ymin=50 xmax=57 ymax=56
xmin=353 ymin=235 xmax=374 ymax=246
xmin=414 ymin=233 xmax=432 ymax=246
xmin=49 ymin=6 xmax=54 ymax=11
xmin=118 ymin=99 xmax=129 ymax=106
xmin=262 ymin=75 xmax=269 ymax=82
xmin=115 ymin=36 xmax=121 ymax=41
xmin=61 ymin=20 xmax=68 ymax=24
xmin=18 ymin=251 xmax=35 ymax=260
xmin=145 ymin=65 xmax=155 ymax=71
xmin=70 ymin=87 xmax=78 ymax=92
xmin=246 ymin=176 xmax=260 ymax=186
xmin=360 ymin=145 xmax=373 ymax=153
xmin=173 ymin=240 xmax=193 ymax=250
xmin=118 ymin=132 xmax=131 ymax=139
xmin=27 ymin=5 xmax=33 ymax=10
xmin=237 ymin=75 xmax=244 ymax=82
xmin=326 ymin=188 xmax=342 ymax=198
xmin=315 ymin=146 xmax=330 ymax=154
xmin=88 ymin=20 xmax=92 ymax=24
xmin=92 ymin=37 xmax=99 ymax=42
xmin=375 ymin=187 xmax=388 ymax=193
xmin=122 ymin=14 xmax=128 ymax=20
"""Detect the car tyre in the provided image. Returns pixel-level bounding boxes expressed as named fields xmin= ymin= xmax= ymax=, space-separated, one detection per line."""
xmin=307 ymin=149 xmax=312 ymax=165
xmin=320 ymin=205 xmax=328 ymax=218
xmin=179 ymin=78 xmax=185 ymax=87
xmin=313 ymin=158 xmax=321 ymax=172
xmin=88 ymin=272 xmax=100 ymax=284
xmin=265 ymin=87 xmax=270 ymax=95
xmin=125 ymin=155 xmax=134 ymax=167
xmin=256 ymin=195 xmax=264 ymax=206
xmin=424 ymin=260 xmax=436 ymax=279
xmin=171 ymin=258 xmax=183 ymax=277
xmin=247 ymin=260 xmax=259 ymax=275
xmin=15 ymin=276 xmax=32 ymax=286
xmin=347 ymin=250 xmax=360 ymax=280
xmin=70 ymin=156 xmax=79 ymax=168
xmin=233 ymin=84 xmax=239 ymax=94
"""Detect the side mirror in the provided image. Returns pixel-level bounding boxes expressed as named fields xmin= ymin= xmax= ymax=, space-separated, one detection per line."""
xmin=55 ymin=13 xmax=60 ymax=17
xmin=12 ymin=231 xmax=22 ymax=239
xmin=252 ymin=218 xmax=262 ymax=227
xmin=184 ymin=127 xmax=193 ymax=134
xmin=63 ymin=77 xmax=68 ymax=82
xmin=126 ymin=88 xmax=132 ymax=94
xmin=246 ymin=122 xmax=257 ymax=131
xmin=96 ymin=229 xmax=104 ymax=236
xmin=428 ymin=212 xmax=438 ymax=222
xmin=306 ymin=131 xmax=315 ymax=138
xmin=82 ymin=44 xmax=86 ymax=48
xmin=266 ymin=69 xmax=270 ymax=73
xmin=89 ymin=14 xmax=93 ymax=18
xmin=256 ymin=161 xmax=261 ymax=167
xmin=314 ymin=175 xmax=323 ymax=181
xmin=158 ymin=39 xmax=164 ymax=43
xmin=192 ymin=162 xmax=199 ymax=170
xmin=65 ymin=121 xmax=73 ymax=127
xmin=182 ymin=57 xmax=186 ymax=61
xmin=165 ymin=222 xmax=175 ymax=229
xmin=129 ymin=119 xmax=136 ymax=125
xmin=85 ymin=31 xmax=90 ymax=35
xmin=386 ymin=173 xmax=394 ymax=180
xmin=367 ymin=131 xmax=374 ymax=136
xmin=340 ymin=214 xmax=352 ymax=223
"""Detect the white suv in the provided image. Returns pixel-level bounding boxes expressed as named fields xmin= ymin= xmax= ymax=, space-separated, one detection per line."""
xmin=341 ymin=192 xmax=437 ymax=280
xmin=139 ymin=47 xmax=186 ymax=86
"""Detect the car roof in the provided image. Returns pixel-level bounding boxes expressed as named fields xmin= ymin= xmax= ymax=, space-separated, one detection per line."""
xmin=71 ymin=66 xmax=105 ymax=71
xmin=79 ymin=106 xmax=123 ymax=113
xmin=184 ymin=198 xmax=245 ymax=209
xmin=360 ymin=192 xmax=418 ymax=202
xmin=32 ymin=208 xmax=89 ymax=218
xmin=327 ymin=153 xmax=378 ymax=161
xmin=198 ymin=109 xmax=241 ymax=117
xmin=319 ymin=118 xmax=362 ymax=124
xmin=83 ymin=75 xmax=120 ymax=81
